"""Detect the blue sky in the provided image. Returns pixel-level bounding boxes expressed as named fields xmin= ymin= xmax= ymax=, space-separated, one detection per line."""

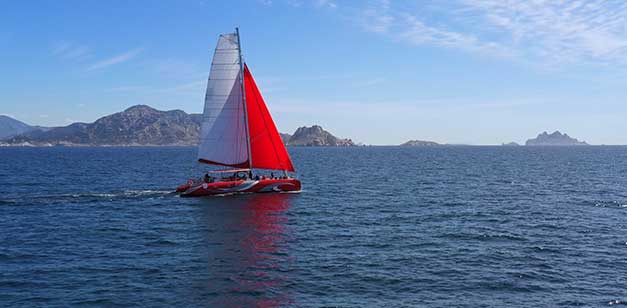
xmin=1 ymin=0 xmax=627 ymax=145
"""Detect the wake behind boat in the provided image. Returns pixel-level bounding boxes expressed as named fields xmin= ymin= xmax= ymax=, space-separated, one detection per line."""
xmin=177 ymin=28 xmax=301 ymax=197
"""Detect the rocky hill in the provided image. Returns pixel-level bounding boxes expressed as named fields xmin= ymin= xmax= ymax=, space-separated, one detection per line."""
xmin=280 ymin=133 xmax=292 ymax=146
xmin=5 ymin=105 xmax=202 ymax=146
xmin=400 ymin=140 xmax=440 ymax=146
xmin=286 ymin=125 xmax=354 ymax=146
xmin=525 ymin=131 xmax=588 ymax=146
xmin=0 ymin=115 xmax=48 ymax=140
xmin=3 ymin=105 xmax=354 ymax=147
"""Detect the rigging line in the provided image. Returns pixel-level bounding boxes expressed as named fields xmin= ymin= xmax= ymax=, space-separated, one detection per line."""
xmin=236 ymin=28 xmax=252 ymax=170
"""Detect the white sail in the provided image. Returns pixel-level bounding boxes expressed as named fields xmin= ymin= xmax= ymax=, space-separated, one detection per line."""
xmin=197 ymin=33 xmax=249 ymax=167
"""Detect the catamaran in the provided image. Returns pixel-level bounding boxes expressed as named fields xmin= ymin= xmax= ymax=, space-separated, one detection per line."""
xmin=176 ymin=28 xmax=301 ymax=197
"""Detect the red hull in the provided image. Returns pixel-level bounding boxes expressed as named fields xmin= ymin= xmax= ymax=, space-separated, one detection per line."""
xmin=178 ymin=178 xmax=301 ymax=197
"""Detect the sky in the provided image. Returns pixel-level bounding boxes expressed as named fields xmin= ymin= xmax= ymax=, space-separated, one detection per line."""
xmin=1 ymin=0 xmax=627 ymax=145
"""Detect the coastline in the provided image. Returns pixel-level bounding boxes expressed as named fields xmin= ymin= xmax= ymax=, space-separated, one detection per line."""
xmin=2 ymin=143 xmax=626 ymax=148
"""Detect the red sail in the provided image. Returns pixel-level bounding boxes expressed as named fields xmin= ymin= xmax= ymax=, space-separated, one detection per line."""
xmin=244 ymin=64 xmax=295 ymax=172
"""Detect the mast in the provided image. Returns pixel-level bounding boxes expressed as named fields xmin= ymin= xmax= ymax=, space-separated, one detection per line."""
xmin=236 ymin=27 xmax=253 ymax=171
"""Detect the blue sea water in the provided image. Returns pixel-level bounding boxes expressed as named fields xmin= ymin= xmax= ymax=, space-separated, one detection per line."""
xmin=1 ymin=146 xmax=627 ymax=307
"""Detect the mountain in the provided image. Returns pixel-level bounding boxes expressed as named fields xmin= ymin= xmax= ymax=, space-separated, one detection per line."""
xmin=3 ymin=105 xmax=354 ymax=147
xmin=286 ymin=125 xmax=354 ymax=146
xmin=502 ymin=142 xmax=520 ymax=146
xmin=0 ymin=115 xmax=48 ymax=140
xmin=400 ymin=140 xmax=440 ymax=146
xmin=525 ymin=131 xmax=588 ymax=146
xmin=5 ymin=105 xmax=202 ymax=146
xmin=280 ymin=133 xmax=292 ymax=146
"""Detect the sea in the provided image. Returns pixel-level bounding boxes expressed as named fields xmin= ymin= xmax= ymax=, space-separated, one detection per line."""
xmin=1 ymin=146 xmax=627 ymax=307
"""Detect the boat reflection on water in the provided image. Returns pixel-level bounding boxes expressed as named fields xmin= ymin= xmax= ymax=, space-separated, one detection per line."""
xmin=194 ymin=193 xmax=296 ymax=307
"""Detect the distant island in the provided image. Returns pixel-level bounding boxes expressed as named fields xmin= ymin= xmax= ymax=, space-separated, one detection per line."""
xmin=0 ymin=105 xmax=354 ymax=147
xmin=525 ymin=131 xmax=588 ymax=146
xmin=0 ymin=110 xmax=601 ymax=147
xmin=281 ymin=125 xmax=354 ymax=146
xmin=400 ymin=140 xmax=440 ymax=147
xmin=502 ymin=142 xmax=520 ymax=146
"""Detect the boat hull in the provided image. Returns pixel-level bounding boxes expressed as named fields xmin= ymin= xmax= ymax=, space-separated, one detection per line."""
xmin=178 ymin=178 xmax=301 ymax=197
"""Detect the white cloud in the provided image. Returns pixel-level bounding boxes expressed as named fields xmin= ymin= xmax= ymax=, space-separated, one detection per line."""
xmin=87 ymin=48 xmax=144 ymax=71
xmin=354 ymin=0 xmax=627 ymax=66
xmin=399 ymin=14 xmax=515 ymax=59
xmin=461 ymin=0 xmax=627 ymax=63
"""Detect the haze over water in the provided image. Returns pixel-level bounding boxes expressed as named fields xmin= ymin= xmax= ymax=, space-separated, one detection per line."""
xmin=1 ymin=146 xmax=627 ymax=307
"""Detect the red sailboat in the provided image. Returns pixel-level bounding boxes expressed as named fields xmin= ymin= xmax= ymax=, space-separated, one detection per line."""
xmin=177 ymin=28 xmax=301 ymax=196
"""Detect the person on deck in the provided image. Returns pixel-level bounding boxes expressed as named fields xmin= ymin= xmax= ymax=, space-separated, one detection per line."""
xmin=204 ymin=173 xmax=211 ymax=183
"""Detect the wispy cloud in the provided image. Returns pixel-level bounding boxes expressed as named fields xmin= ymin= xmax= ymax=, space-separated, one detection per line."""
xmin=148 ymin=58 xmax=206 ymax=79
xmin=360 ymin=0 xmax=393 ymax=33
xmin=156 ymin=80 xmax=205 ymax=93
xmin=350 ymin=77 xmax=386 ymax=88
xmin=262 ymin=0 xmax=337 ymax=9
xmin=314 ymin=0 xmax=337 ymax=9
xmin=271 ymin=97 xmax=538 ymax=117
xmin=107 ymin=85 xmax=149 ymax=92
xmin=87 ymin=48 xmax=144 ymax=71
xmin=107 ymin=80 xmax=205 ymax=94
xmin=353 ymin=0 xmax=627 ymax=66
xmin=461 ymin=0 xmax=627 ymax=64
xmin=52 ymin=41 xmax=90 ymax=60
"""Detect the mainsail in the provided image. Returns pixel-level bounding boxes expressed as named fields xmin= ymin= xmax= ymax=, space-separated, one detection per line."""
xmin=197 ymin=30 xmax=295 ymax=172
xmin=197 ymin=33 xmax=249 ymax=168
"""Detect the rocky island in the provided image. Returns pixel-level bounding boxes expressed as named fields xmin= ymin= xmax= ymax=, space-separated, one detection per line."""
xmin=1 ymin=105 xmax=354 ymax=147
xmin=400 ymin=140 xmax=440 ymax=146
xmin=525 ymin=131 xmax=588 ymax=146
xmin=284 ymin=125 xmax=354 ymax=146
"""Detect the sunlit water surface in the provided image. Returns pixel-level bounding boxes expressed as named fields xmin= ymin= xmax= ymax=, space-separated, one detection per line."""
xmin=1 ymin=146 xmax=627 ymax=307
